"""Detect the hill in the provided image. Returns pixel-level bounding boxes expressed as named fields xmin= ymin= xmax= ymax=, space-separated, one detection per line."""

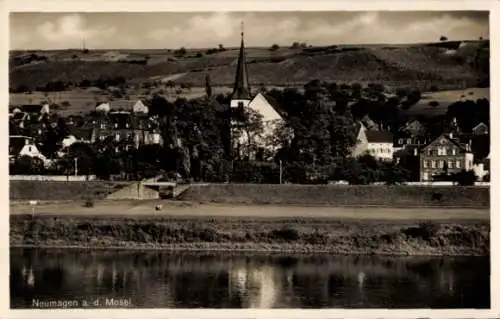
xmin=9 ymin=40 xmax=489 ymax=92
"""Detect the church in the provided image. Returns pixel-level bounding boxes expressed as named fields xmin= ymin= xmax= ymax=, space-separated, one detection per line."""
xmin=229 ymin=25 xmax=287 ymax=159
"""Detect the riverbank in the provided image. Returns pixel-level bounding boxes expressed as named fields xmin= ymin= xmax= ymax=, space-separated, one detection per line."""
xmin=10 ymin=213 xmax=490 ymax=256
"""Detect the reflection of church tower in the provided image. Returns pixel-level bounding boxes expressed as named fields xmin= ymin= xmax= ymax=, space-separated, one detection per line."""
xmin=230 ymin=22 xmax=251 ymax=109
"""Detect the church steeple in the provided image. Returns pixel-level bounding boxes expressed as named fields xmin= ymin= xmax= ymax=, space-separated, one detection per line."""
xmin=231 ymin=22 xmax=251 ymax=102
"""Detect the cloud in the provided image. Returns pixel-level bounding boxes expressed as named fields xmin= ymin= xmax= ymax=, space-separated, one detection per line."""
xmin=13 ymin=14 xmax=116 ymax=49
xmin=10 ymin=12 xmax=489 ymax=50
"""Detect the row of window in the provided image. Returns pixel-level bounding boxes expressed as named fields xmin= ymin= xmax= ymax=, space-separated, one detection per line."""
xmin=423 ymin=159 xmax=472 ymax=169
xmin=398 ymin=138 xmax=426 ymax=145
xmin=369 ymin=148 xmax=392 ymax=154
xmin=427 ymin=147 xmax=457 ymax=156
xmin=92 ymin=121 xmax=152 ymax=129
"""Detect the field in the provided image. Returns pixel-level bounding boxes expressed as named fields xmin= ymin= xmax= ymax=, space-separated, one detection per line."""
xmin=404 ymin=87 xmax=490 ymax=116
xmin=10 ymin=40 xmax=489 ymax=94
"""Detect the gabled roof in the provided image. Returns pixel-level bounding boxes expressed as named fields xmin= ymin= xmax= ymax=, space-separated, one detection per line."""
xmin=70 ymin=128 xmax=94 ymax=141
xmin=423 ymin=134 xmax=468 ymax=152
xmin=365 ymin=131 xmax=393 ymax=143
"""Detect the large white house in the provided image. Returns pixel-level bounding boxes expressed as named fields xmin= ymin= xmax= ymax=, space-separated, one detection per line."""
xmin=352 ymin=122 xmax=394 ymax=162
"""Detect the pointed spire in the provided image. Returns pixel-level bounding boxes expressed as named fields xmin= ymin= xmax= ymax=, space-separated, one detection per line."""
xmin=232 ymin=21 xmax=251 ymax=100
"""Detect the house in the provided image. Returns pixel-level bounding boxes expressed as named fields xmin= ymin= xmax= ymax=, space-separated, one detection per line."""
xmin=394 ymin=120 xmax=428 ymax=151
xmin=228 ymin=29 xmax=288 ymax=158
xmin=419 ymin=132 xmax=474 ymax=181
xmin=352 ymin=122 xmax=394 ymax=162
xmin=9 ymin=103 xmax=50 ymax=130
xmin=472 ymin=122 xmax=489 ymax=136
xmin=393 ymin=144 xmax=425 ymax=181
xmin=62 ymin=128 xmax=94 ymax=148
xmin=84 ymin=112 xmax=162 ymax=152
xmin=9 ymin=135 xmax=47 ymax=164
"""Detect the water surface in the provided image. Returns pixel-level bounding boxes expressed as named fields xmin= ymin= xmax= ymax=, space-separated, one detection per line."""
xmin=10 ymin=248 xmax=490 ymax=308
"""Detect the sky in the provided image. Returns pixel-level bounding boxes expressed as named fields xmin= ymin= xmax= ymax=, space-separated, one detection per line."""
xmin=9 ymin=11 xmax=489 ymax=50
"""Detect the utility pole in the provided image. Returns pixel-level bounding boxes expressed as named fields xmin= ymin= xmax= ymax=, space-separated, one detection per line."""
xmin=74 ymin=157 xmax=78 ymax=176
xmin=279 ymin=160 xmax=283 ymax=184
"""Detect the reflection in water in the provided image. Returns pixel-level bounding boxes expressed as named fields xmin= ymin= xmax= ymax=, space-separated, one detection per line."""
xmin=10 ymin=248 xmax=490 ymax=309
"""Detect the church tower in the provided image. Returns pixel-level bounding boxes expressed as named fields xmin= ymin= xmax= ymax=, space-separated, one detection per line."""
xmin=230 ymin=22 xmax=251 ymax=109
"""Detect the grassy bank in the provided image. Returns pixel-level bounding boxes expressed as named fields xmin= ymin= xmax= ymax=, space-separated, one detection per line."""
xmin=10 ymin=215 xmax=490 ymax=256
xmin=180 ymin=184 xmax=490 ymax=208
xmin=9 ymin=181 xmax=129 ymax=201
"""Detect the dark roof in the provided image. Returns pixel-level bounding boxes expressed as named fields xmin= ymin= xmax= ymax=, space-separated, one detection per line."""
xmin=70 ymin=128 xmax=94 ymax=141
xmin=9 ymin=136 xmax=30 ymax=156
xmin=12 ymin=112 xmax=25 ymax=120
xmin=365 ymin=131 xmax=393 ymax=143
xmin=232 ymin=35 xmax=251 ymax=100
xmin=19 ymin=104 xmax=43 ymax=113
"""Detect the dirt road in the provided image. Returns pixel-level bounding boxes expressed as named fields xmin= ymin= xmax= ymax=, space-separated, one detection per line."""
xmin=9 ymin=200 xmax=490 ymax=220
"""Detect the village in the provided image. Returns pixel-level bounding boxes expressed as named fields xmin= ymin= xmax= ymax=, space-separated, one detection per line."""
xmin=9 ymin=30 xmax=490 ymax=186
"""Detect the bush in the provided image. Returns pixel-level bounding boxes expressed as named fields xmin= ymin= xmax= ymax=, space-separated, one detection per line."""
xmin=83 ymin=199 xmax=94 ymax=208
xmin=270 ymin=227 xmax=300 ymax=241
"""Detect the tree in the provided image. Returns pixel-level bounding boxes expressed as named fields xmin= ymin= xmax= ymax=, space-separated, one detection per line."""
xmin=174 ymin=47 xmax=187 ymax=57
xmin=205 ymin=74 xmax=212 ymax=98
xmin=440 ymin=36 xmax=448 ymax=42
xmin=453 ymin=170 xmax=477 ymax=186
xmin=232 ymin=107 xmax=264 ymax=159
xmin=10 ymin=156 xmax=45 ymax=175
xmin=270 ymin=44 xmax=280 ymax=51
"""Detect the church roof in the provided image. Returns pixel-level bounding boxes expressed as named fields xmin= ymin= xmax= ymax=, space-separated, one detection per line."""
xmin=232 ymin=31 xmax=251 ymax=100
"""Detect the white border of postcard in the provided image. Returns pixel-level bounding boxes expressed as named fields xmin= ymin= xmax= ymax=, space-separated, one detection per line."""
xmin=1 ymin=0 xmax=498 ymax=318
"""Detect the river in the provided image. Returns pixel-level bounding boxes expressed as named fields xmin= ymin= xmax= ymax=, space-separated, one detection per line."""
xmin=10 ymin=248 xmax=489 ymax=308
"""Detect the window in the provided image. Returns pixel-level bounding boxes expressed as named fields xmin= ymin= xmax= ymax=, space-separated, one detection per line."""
xmin=439 ymin=160 xmax=444 ymax=168
xmin=115 ymin=147 xmax=119 ymax=153
xmin=100 ymin=123 xmax=105 ymax=129
xmin=423 ymin=160 xmax=428 ymax=168
xmin=431 ymin=160 xmax=436 ymax=168
xmin=399 ymin=138 xmax=404 ymax=144
xmin=423 ymin=172 xmax=429 ymax=181
xmin=437 ymin=147 xmax=447 ymax=156
xmin=452 ymin=148 xmax=456 ymax=155
xmin=28 ymin=146 xmax=33 ymax=152
xmin=442 ymin=148 xmax=447 ymax=156
xmin=407 ymin=138 xmax=412 ymax=144
xmin=99 ymin=136 xmax=105 ymax=141
xmin=456 ymin=160 xmax=461 ymax=169
xmin=448 ymin=161 xmax=454 ymax=169
xmin=115 ymin=133 xmax=120 ymax=141
xmin=114 ymin=123 xmax=118 ymax=128
xmin=126 ymin=123 xmax=130 ymax=128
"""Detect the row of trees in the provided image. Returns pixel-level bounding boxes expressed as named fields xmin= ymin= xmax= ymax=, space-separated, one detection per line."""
xmin=9 ymin=80 xmax=490 ymax=184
